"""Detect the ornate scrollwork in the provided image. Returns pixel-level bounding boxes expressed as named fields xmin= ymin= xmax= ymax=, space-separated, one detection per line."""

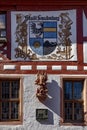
xmin=35 ymin=72 xmax=48 ymax=101
xmin=14 ymin=12 xmax=74 ymax=61
xmin=15 ymin=14 xmax=38 ymax=60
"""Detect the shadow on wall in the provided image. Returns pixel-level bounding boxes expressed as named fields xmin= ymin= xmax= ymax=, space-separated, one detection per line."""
xmin=37 ymin=80 xmax=61 ymax=125
xmin=44 ymin=80 xmax=60 ymax=115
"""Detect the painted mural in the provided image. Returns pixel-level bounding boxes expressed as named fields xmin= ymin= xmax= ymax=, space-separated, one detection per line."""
xmin=83 ymin=11 xmax=87 ymax=63
xmin=11 ymin=10 xmax=77 ymax=61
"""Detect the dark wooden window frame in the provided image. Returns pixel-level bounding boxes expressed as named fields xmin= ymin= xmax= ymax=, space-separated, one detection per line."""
xmin=0 ymin=76 xmax=23 ymax=125
xmin=60 ymin=76 xmax=87 ymax=126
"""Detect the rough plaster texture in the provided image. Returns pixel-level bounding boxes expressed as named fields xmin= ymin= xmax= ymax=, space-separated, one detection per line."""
xmin=0 ymin=74 xmax=87 ymax=130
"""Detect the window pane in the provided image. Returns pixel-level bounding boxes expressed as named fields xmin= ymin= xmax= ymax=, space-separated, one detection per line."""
xmin=65 ymin=102 xmax=72 ymax=120
xmin=11 ymin=102 xmax=19 ymax=119
xmin=1 ymin=30 xmax=6 ymax=37
xmin=73 ymin=82 xmax=83 ymax=99
xmin=1 ymin=102 xmax=9 ymax=120
xmin=0 ymin=14 xmax=6 ymax=29
xmin=11 ymin=81 xmax=19 ymax=98
xmin=64 ymin=82 xmax=72 ymax=99
xmin=0 ymin=79 xmax=21 ymax=121
xmin=74 ymin=103 xmax=83 ymax=121
xmin=1 ymin=81 xmax=10 ymax=99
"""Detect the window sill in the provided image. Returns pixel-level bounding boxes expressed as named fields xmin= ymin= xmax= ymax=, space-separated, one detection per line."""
xmin=0 ymin=120 xmax=23 ymax=125
xmin=60 ymin=121 xmax=87 ymax=126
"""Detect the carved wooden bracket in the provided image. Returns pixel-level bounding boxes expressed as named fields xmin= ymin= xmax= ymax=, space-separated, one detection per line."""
xmin=35 ymin=72 xmax=48 ymax=101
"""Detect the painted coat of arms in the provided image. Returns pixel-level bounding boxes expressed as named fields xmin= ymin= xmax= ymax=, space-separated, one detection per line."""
xmin=11 ymin=10 xmax=77 ymax=61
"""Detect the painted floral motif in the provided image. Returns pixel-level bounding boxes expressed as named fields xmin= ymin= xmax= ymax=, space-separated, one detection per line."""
xmin=14 ymin=12 xmax=74 ymax=60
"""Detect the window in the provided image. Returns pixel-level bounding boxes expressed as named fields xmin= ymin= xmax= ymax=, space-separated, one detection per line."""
xmin=0 ymin=12 xmax=7 ymax=42
xmin=0 ymin=78 xmax=23 ymax=125
xmin=60 ymin=77 xmax=87 ymax=125
xmin=64 ymin=80 xmax=84 ymax=122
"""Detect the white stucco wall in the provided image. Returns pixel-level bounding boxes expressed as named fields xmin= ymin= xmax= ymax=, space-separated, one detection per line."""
xmin=0 ymin=74 xmax=87 ymax=130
